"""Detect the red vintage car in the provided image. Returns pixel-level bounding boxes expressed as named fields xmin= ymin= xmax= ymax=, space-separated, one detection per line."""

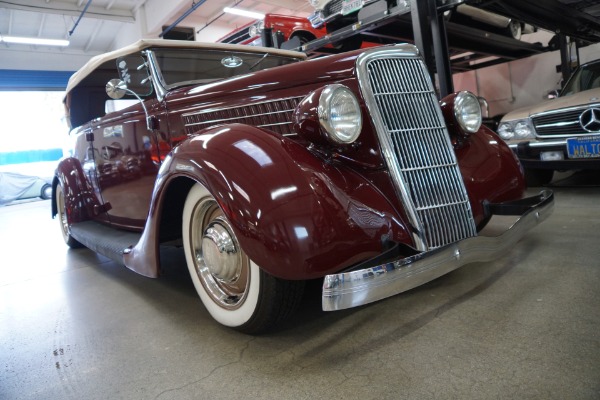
xmin=218 ymin=13 xmax=376 ymax=51
xmin=54 ymin=39 xmax=553 ymax=333
xmin=218 ymin=13 xmax=328 ymax=47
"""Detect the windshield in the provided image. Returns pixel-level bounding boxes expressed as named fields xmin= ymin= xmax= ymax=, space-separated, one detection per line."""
xmin=561 ymin=61 xmax=600 ymax=96
xmin=150 ymin=48 xmax=301 ymax=88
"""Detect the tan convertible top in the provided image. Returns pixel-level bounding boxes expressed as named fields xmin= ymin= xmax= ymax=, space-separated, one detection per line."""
xmin=65 ymin=39 xmax=307 ymax=96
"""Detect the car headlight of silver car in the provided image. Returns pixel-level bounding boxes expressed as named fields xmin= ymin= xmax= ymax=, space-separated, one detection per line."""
xmin=454 ymin=91 xmax=482 ymax=134
xmin=318 ymin=84 xmax=362 ymax=145
xmin=497 ymin=119 xmax=536 ymax=140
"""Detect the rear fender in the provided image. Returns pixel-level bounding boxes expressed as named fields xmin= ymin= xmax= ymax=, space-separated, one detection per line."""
xmin=52 ymin=157 xmax=98 ymax=224
xmin=157 ymin=123 xmax=410 ymax=280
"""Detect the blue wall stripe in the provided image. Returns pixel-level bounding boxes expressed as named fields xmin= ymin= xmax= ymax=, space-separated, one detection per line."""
xmin=0 ymin=69 xmax=74 ymax=90
xmin=0 ymin=149 xmax=63 ymax=165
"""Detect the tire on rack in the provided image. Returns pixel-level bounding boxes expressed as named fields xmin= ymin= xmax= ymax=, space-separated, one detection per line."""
xmin=182 ymin=183 xmax=305 ymax=334
xmin=291 ymin=31 xmax=316 ymax=46
xmin=503 ymin=20 xmax=522 ymax=40
xmin=56 ymin=184 xmax=83 ymax=248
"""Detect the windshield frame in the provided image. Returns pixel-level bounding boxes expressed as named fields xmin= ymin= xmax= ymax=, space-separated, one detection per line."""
xmin=145 ymin=47 xmax=302 ymax=100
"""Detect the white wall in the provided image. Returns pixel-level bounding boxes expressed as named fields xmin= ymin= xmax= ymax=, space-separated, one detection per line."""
xmin=0 ymin=48 xmax=94 ymax=72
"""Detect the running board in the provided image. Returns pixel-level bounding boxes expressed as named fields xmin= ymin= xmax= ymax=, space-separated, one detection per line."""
xmin=70 ymin=221 xmax=142 ymax=265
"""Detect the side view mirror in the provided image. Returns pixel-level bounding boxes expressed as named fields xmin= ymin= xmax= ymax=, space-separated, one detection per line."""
xmin=105 ymin=79 xmax=157 ymax=131
xmin=547 ymin=90 xmax=560 ymax=99
xmin=106 ymin=79 xmax=127 ymax=100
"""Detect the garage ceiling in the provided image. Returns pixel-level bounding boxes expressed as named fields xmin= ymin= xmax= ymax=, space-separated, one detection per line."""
xmin=0 ymin=0 xmax=599 ymax=67
xmin=0 ymin=0 xmax=312 ymax=55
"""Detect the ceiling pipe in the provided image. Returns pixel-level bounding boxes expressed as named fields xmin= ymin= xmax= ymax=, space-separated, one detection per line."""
xmin=160 ymin=0 xmax=209 ymax=38
xmin=69 ymin=0 xmax=93 ymax=37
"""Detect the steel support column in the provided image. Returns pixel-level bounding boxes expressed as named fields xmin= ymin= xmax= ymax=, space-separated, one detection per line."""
xmin=410 ymin=0 xmax=454 ymax=97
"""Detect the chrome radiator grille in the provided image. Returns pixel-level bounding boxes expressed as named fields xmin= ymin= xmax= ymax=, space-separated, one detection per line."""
xmin=357 ymin=50 xmax=476 ymax=250
xmin=323 ymin=0 xmax=343 ymax=18
xmin=532 ymin=105 xmax=600 ymax=137
xmin=182 ymin=96 xmax=303 ymax=136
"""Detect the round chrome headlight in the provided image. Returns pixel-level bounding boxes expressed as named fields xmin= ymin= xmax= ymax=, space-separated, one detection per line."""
xmin=454 ymin=91 xmax=482 ymax=134
xmin=318 ymin=84 xmax=362 ymax=145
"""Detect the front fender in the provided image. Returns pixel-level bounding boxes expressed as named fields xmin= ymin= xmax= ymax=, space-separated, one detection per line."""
xmin=163 ymin=124 xmax=411 ymax=280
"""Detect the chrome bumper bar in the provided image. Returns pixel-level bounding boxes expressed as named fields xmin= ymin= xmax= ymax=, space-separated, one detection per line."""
xmin=322 ymin=190 xmax=554 ymax=311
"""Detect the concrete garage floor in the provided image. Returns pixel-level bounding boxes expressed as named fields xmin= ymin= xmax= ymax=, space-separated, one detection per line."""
xmin=1 ymin=172 xmax=599 ymax=400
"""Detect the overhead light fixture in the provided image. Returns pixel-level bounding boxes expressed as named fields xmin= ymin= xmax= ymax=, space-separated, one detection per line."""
xmin=0 ymin=35 xmax=70 ymax=47
xmin=223 ymin=7 xmax=265 ymax=20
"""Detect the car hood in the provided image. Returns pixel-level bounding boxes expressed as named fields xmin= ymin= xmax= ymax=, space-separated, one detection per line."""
xmin=502 ymin=87 xmax=600 ymax=121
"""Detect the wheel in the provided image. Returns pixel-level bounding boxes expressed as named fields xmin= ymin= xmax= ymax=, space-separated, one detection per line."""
xmin=524 ymin=168 xmax=553 ymax=187
xmin=292 ymin=32 xmax=315 ymax=46
xmin=504 ymin=20 xmax=522 ymax=40
xmin=182 ymin=183 xmax=304 ymax=334
xmin=56 ymin=184 xmax=83 ymax=248
xmin=40 ymin=184 xmax=52 ymax=200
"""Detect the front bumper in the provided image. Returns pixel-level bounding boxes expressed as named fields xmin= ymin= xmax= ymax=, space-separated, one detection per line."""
xmin=508 ymin=140 xmax=600 ymax=170
xmin=322 ymin=190 xmax=554 ymax=311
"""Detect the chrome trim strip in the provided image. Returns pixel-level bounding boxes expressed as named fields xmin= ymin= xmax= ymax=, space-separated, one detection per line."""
xmin=531 ymin=102 xmax=600 ymax=119
xmin=185 ymin=109 xmax=294 ymax=127
xmin=322 ymin=190 xmax=554 ymax=311
xmin=182 ymin=96 xmax=303 ymax=136
xmin=508 ymin=139 xmax=567 ymax=149
xmin=181 ymin=96 xmax=304 ymax=119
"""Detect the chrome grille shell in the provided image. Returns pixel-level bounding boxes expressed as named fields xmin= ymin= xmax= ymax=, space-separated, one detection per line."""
xmin=531 ymin=103 xmax=600 ymax=137
xmin=181 ymin=96 xmax=303 ymax=137
xmin=356 ymin=45 xmax=477 ymax=251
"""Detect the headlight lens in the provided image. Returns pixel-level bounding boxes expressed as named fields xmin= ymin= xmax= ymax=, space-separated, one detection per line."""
xmin=497 ymin=119 xmax=535 ymax=140
xmin=497 ymin=122 xmax=514 ymax=140
xmin=249 ymin=20 xmax=264 ymax=37
xmin=515 ymin=120 xmax=534 ymax=138
xmin=318 ymin=84 xmax=362 ymax=145
xmin=454 ymin=91 xmax=482 ymax=134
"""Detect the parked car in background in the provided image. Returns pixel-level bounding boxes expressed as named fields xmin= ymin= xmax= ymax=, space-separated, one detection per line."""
xmin=308 ymin=0 xmax=533 ymax=39
xmin=53 ymin=39 xmax=553 ymax=334
xmin=218 ymin=13 xmax=328 ymax=47
xmin=218 ymin=12 xmax=375 ymax=51
xmin=0 ymin=172 xmax=51 ymax=205
xmin=497 ymin=59 xmax=600 ymax=185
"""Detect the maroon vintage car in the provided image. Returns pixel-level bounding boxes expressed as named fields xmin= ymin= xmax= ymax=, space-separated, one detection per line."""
xmin=53 ymin=39 xmax=553 ymax=333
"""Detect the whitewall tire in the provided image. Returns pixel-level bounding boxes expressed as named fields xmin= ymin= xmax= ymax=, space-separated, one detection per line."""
xmin=182 ymin=183 xmax=304 ymax=334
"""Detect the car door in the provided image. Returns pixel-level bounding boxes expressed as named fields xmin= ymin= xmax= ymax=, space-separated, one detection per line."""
xmin=90 ymin=55 xmax=166 ymax=230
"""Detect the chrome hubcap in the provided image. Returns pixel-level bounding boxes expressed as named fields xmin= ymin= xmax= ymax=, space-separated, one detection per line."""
xmin=190 ymin=196 xmax=250 ymax=310
xmin=202 ymin=220 xmax=241 ymax=282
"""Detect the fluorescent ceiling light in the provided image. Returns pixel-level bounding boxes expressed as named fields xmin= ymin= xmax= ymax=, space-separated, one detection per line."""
xmin=223 ymin=7 xmax=265 ymax=19
xmin=0 ymin=35 xmax=69 ymax=47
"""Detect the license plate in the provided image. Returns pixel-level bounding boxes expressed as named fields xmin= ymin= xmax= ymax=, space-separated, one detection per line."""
xmin=341 ymin=0 xmax=363 ymax=15
xmin=566 ymin=135 xmax=600 ymax=158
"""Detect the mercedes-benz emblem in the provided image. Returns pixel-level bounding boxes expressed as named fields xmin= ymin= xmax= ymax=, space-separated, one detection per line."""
xmin=579 ymin=108 xmax=600 ymax=132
